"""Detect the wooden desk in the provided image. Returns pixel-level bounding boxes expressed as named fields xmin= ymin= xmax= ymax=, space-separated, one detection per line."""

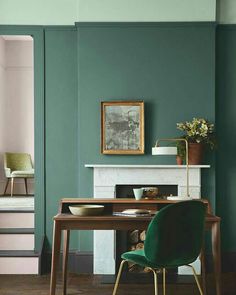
xmin=49 ymin=198 xmax=221 ymax=295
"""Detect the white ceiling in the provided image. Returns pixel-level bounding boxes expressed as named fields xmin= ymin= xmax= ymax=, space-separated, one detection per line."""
xmin=1 ymin=35 xmax=33 ymax=41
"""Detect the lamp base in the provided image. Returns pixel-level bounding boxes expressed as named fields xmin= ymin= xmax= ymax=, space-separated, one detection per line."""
xmin=167 ymin=196 xmax=192 ymax=201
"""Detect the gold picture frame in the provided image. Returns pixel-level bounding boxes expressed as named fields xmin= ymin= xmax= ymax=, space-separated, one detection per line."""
xmin=101 ymin=101 xmax=144 ymax=154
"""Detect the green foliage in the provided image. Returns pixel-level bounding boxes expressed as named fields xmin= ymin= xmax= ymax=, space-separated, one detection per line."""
xmin=176 ymin=140 xmax=186 ymax=161
xmin=177 ymin=118 xmax=216 ymax=149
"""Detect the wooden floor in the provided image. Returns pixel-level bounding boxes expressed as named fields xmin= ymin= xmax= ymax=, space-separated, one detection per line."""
xmin=0 ymin=273 xmax=235 ymax=295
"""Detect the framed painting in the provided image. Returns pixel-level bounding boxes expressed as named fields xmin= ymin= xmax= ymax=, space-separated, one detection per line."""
xmin=101 ymin=101 xmax=144 ymax=154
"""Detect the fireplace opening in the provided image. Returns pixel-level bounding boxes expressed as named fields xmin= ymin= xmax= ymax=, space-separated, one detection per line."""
xmin=115 ymin=184 xmax=178 ymax=281
xmin=115 ymin=184 xmax=178 ymax=199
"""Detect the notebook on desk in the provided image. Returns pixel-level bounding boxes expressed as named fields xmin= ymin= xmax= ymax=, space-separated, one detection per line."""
xmin=113 ymin=208 xmax=157 ymax=217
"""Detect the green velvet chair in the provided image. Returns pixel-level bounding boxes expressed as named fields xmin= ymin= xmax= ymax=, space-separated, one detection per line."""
xmin=3 ymin=153 xmax=34 ymax=196
xmin=112 ymin=200 xmax=206 ymax=295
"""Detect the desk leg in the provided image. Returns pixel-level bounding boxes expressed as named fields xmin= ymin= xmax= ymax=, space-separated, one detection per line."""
xmin=50 ymin=220 xmax=62 ymax=295
xmin=63 ymin=230 xmax=70 ymax=295
xmin=212 ymin=222 xmax=221 ymax=295
xmin=200 ymin=248 xmax=207 ymax=295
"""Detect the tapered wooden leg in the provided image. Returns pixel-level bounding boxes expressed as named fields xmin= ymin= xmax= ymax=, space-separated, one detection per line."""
xmin=24 ymin=178 xmax=28 ymax=195
xmin=200 ymin=247 xmax=207 ymax=295
xmin=3 ymin=179 xmax=9 ymax=195
xmin=212 ymin=221 xmax=221 ymax=295
xmin=50 ymin=220 xmax=62 ymax=295
xmin=10 ymin=178 xmax=14 ymax=197
xmin=62 ymin=230 xmax=70 ymax=295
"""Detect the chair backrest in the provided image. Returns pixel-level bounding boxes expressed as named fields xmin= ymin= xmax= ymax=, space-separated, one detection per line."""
xmin=4 ymin=153 xmax=33 ymax=171
xmin=144 ymin=200 xmax=206 ymax=267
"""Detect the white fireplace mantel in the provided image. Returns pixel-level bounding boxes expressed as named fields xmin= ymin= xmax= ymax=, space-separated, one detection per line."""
xmin=85 ymin=164 xmax=210 ymax=168
xmin=85 ymin=164 xmax=210 ymax=199
xmin=85 ymin=164 xmax=210 ymax=275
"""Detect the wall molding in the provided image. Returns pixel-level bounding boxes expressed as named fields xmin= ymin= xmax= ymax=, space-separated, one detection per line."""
xmin=75 ymin=21 xmax=217 ymax=28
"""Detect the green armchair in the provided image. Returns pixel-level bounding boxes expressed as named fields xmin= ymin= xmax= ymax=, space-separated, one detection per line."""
xmin=3 ymin=153 xmax=34 ymax=196
xmin=113 ymin=200 xmax=206 ymax=295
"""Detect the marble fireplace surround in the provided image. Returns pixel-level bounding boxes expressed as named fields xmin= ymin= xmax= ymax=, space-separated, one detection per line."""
xmin=85 ymin=164 xmax=210 ymax=275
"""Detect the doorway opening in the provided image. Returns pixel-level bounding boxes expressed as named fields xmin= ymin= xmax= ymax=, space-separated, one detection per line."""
xmin=0 ymin=35 xmax=34 ymax=210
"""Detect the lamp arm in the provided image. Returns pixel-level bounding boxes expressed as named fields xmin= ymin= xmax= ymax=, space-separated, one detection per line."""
xmin=154 ymin=138 xmax=190 ymax=197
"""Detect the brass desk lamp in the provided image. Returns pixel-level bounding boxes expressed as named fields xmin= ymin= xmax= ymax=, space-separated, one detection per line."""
xmin=152 ymin=138 xmax=191 ymax=200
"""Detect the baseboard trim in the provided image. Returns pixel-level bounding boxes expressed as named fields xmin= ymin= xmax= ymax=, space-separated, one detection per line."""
xmin=45 ymin=251 xmax=93 ymax=274
xmin=44 ymin=251 xmax=236 ymax=275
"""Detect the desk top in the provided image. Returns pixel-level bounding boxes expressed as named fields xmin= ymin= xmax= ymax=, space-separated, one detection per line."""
xmin=53 ymin=213 xmax=220 ymax=231
xmin=59 ymin=198 xmax=211 ymax=214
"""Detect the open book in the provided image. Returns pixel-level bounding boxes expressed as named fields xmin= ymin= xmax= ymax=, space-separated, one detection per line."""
xmin=113 ymin=209 xmax=157 ymax=217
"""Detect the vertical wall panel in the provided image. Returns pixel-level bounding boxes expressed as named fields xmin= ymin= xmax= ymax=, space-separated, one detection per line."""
xmin=216 ymin=25 xmax=236 ymax=252
xmin=45 ymin=28 xmax=78 ymax=249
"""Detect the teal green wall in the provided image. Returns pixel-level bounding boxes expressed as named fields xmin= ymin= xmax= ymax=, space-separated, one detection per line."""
xmin=0 ymin=23 xmax=218 ymax=253
xmin=44 ymin=27 xmax=79 ymax=249
xmin=216 ymin=25 xmax=236 ymax=251
xmin=77 ymin=23 xmax=216 ymax=251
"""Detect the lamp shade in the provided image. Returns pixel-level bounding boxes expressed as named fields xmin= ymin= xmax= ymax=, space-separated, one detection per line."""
xmin=152 ymin=146 xmax=177 ymax=155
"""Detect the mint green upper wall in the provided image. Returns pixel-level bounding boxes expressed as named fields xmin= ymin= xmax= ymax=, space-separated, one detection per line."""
xmin=217 ymin=0 xmax=236 ymax=24
xmin=78 ymin=0 xmax=216 ymax=22
xmin=0 ymin=0 xmax=78 ymax=25
xmin=0 ymin=0 xmax=216 ymax=24
xmin=2 ymin=1 xmax=236 ymax=26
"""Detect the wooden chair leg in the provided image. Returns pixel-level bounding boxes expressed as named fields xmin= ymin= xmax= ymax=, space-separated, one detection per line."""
xmin=112 ymin=260 xmax=127 ymax=295
xmin=10 ymin=178 xmax=14 ymax=197
xmin=24 ymin=178 xmax=28 ymax=195
xmin=4 ymin=179 xmax=9 ymax=195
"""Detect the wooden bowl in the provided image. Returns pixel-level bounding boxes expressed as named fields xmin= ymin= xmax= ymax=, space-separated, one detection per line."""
xmin=69 ymin=205 xmax=104 ymax=216
xmin=142 ymin=187 xmax=158 ymax=199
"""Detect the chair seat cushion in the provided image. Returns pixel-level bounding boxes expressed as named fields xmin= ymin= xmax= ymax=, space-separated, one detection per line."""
xmin=122 ymin=250 xmax=160 ymax=269
xmin=11 ymin=170 xmax=34 ymax=178
xmin=121 ymin=249 xmax=193 ymax=269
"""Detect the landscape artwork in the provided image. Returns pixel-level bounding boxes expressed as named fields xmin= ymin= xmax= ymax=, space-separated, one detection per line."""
xmin=101 ymin=101 xmax=144 ymax=154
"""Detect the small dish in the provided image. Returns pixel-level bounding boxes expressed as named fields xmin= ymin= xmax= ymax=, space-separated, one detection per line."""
xmin=69 ymin=205 xmax=104 ymax=216
xmin=142 ymin=187 xmax=159 ymax=199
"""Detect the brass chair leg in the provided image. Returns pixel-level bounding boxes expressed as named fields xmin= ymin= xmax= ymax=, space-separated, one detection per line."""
xmin=163 ymin=268 xmax=166 ymax=295
xmin=150 ymin=268 xmax=158 ymax=295
xmin=187 ymin=264 xmax=203 ymax=295
xmin=10 ymin=178 xmax=14 ymax=197
xmin=3 ymin=179 xmax=9 ymax=195
xmin=24 ymin=178 xmax=28 ymax=195
xmin=112 ymin=260 xmax=127 ymax=295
